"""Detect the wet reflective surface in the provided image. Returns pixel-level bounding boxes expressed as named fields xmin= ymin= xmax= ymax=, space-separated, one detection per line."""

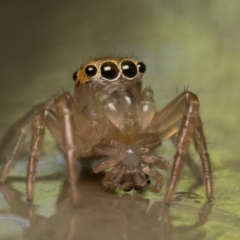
xmin=1 ymin=170 xmax=240 ymax=240
xmin=1 ymin=1 xmax=240 ymax=239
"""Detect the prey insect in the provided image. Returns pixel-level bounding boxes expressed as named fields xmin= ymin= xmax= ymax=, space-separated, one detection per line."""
xmin=0 ymin=57 xmax=213 ymax=206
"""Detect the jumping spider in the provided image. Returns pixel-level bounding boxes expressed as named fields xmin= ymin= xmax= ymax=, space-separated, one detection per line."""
xmin=0 ymin=57 xmax=213 ymax=206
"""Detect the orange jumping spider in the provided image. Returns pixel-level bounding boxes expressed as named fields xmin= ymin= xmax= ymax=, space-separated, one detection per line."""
xmin=0 ymin=57 xmax=213 ymax=206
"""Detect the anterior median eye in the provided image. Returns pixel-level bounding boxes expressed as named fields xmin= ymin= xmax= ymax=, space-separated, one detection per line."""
xmin=100 ymin=62 xmax=119 ymax=80
xmin=121 ymin=60 xmax=137 ymax=79
xmin=85 ymin=65 xmax=97 ymax=77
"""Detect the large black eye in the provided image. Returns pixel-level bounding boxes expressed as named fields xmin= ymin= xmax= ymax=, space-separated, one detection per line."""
xmin=73 ymin=71 xmax=78 ymax=81
xmin=85 ymin=65 xmax=97 ymax=77
xmin=137 ymin=62 xmax=146 ymax=73
xmin=100 ymin=62 xmax=119 ymax=80
xmin=121 ymin=60 xmax=137 ymax=79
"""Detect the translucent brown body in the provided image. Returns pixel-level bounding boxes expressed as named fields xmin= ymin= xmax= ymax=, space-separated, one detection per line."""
xmin=0 ymin=57 xmax=213 ymax=206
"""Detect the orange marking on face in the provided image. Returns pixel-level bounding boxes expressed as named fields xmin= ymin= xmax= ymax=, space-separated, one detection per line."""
xmin=75 ymin=69 xmax=90 ymax=85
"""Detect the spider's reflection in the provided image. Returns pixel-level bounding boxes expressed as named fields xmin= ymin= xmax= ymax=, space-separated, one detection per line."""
xmin=0 ymin=172 xmax=212 ymax=240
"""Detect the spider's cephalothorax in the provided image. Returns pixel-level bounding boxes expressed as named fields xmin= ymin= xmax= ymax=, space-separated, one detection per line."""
xmin=0 ymin=57 xmax=213 ymax=206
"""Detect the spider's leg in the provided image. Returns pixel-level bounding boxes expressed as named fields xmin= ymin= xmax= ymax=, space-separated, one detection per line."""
xmin=171 ymin=135 xmax=203 ymax=189
xmin=55 ymin=93 xmax=79 ymax=206
xmin=92 ymin=154 xmax=124 ymax=173
xmin=149 ymin=91 xmax=213 ymax=204
xmin=0 ymin=100 xmax=51 ymax=183
xmin=27 ymin=110 xmax=45 ymax=202
xmin=193 ymin=116 xmax=213 ymax=201
xmin=153 ymin=120 xmax=203 ymax=187
xmin=45 ymin=92 xmax=101 ymax=206
xmin=0 ymin=127 xmax=27 ymax=183
xmin=44 ymin=109 xmax=62 ymax=141
xmin=0 ymin=100 xmax=50 ymax=153
xmin=27 ymin=109 xmax=64 ymax=202
xmin=144 ymin=155 xmax=170 ymax=170
xmin=150 ymin=102 xmax=203 ymax=187
xmin=165 ymin=92 xmax=198 ymax=203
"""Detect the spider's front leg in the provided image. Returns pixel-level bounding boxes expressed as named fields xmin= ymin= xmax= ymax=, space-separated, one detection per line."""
xmin=27 ymin=92 xmax=80 ymax=206
xmin=150 ymin=91 xmax=213 ymax=204
xmin=54 ymin=93 xmax=79 ymax=206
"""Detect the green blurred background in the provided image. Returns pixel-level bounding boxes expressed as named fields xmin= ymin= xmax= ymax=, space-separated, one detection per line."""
xmin=0 ymin=1 xmax=240 ymax=239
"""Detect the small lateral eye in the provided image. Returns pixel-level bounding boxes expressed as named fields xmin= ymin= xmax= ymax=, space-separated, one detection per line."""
xmin=121 ymin=60 xmax=137 ymax=79
xmin=73 ymin=71 xmax=78 ymax=81
xmin=100 ymin=62 xmax=119 ymax=80
xmin=85 ymin=65 xmax=97 ymax=77
xmin=137 ymin=62 xmax=146 ymax=74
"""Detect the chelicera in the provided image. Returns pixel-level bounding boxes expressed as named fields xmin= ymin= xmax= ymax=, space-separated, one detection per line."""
xmin=0 ymin=57 xmax=213 ymax=206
